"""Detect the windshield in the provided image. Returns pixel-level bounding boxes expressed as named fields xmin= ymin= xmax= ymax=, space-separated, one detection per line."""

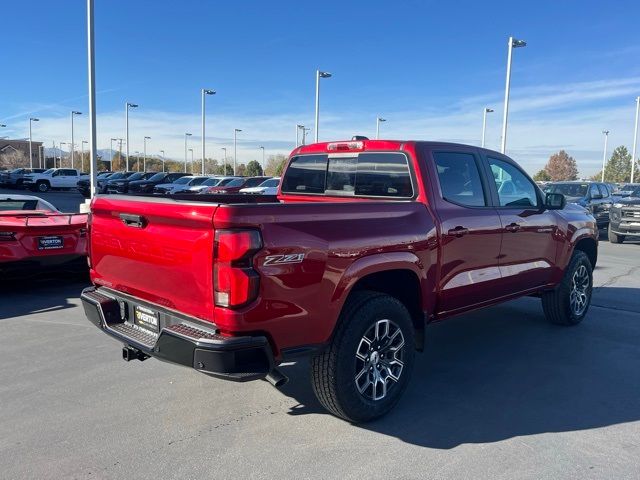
xmin=147 ymin=173 xmax=165 ymax=181
xmin=548 ymin=183 xmax=588 ymax=197
xmin=630 ymin=186 xmax=640 ymax=197
xmin=42 ymin=169 xmax=55 ymax=175
xmin=172 ymin=177 xmax=192 ymax=185
xmin=225 ymin=179 xmax=244 ymax=187
xmin=127 ymin=172 xmax=145 ymax=181
xmin=259 ymin=178 xmax=280 ymax=188
xmin=201 ymin=178 xmax=222 ymax=186
xmin=106 ymin=172 xmax=125 ymax=180
xmin=0 ymin=199 xmax=53 ymax=212
xmin=10 ymin=168 xmax=23 ymax=173
xmin=217 ymin=178 xmax=236 ymax=186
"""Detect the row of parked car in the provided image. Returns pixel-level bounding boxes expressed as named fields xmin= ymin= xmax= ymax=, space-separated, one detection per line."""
xmin=540 ymin=180 xmax=640 ymax=243
xmin=77 ymin=171 xmax=280 ymax=197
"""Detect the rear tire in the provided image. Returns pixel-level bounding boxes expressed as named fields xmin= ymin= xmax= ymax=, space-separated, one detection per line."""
xmin=310 ymin=291 xmax=415 ymax=423
xmin=542 ymin=250 xmax=592 ymax=326
xmin=36 ymin=181 xmax=50 ymax=193
xmin=608 ymin=225 xmax=625 ymax=244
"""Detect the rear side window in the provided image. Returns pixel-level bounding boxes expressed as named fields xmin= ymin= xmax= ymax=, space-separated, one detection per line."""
xmin=281 ymin=153 xmax=413 ymax=198
xmin=433 ymin=152 xmax=486 ymax=207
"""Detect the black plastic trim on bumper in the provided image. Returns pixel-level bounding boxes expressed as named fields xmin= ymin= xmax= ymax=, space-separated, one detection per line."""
xmin=81 ymin=287 xmax=274 ymax=382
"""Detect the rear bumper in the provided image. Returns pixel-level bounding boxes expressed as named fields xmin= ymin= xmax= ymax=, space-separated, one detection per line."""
xmin=81 ymin=287 xmax=275 ymax=382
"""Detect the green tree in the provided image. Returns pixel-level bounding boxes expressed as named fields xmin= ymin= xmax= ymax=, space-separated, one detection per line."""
xmin=533 ymin=169 xmax=551 ymax=181
xmin=544 ymin=150 xmax=578 ymax=181
xmin=602 ymin=145 xmax=632 ymax=183
xmin=245 ymin=160 xmax=263 ymax=176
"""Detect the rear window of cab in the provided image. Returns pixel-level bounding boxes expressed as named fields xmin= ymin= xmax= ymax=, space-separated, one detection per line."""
xmin=281 ymin=152 xmax=413 ymax=198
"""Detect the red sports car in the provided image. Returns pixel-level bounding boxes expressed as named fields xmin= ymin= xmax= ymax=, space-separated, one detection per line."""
xmin=0 ymin=194 xmax=88 ymax=276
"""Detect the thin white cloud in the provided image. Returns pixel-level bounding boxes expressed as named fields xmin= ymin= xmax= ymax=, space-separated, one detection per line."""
xmin=5 ymin=75 xmax=639 ymax=177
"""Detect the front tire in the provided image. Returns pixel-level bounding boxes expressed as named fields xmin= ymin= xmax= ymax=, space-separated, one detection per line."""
xmin=36 ymin=181 xmax=50 ymax=193
xmin=311 ymin=291 xmax=415 ymax=423
xmin=608 ymin=225 xmax=625 ymax=244
xmin=542 ymin=250 xmax=593 ymax=326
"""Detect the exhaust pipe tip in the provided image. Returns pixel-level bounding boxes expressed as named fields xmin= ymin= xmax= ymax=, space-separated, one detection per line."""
xmin=265 ymin=368 xmax=288 ymax=388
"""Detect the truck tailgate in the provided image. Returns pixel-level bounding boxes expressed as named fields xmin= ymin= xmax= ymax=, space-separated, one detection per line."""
xmin=90 ymin=196 xmax=219 ymax=321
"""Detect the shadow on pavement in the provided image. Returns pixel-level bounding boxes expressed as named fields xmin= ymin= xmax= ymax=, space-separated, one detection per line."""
xmin=0 ymin=271 xmax=89 ymax=320
xmin=277 ymin=288 xmax=640 ymax=448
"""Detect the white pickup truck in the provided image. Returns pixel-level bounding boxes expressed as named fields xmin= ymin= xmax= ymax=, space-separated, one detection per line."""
xmin=23 ymin=168 xmax=89 ymax=193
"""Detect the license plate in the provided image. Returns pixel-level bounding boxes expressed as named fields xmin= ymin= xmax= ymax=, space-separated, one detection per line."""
xmin=133 ymin=305 xmax=159 ymax=332
xmin=38 ymin=236 xmax=64 ymax=250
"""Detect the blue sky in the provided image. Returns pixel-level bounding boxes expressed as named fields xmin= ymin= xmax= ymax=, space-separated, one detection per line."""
xmin=2 ymin=0 xmax=640 ymax=175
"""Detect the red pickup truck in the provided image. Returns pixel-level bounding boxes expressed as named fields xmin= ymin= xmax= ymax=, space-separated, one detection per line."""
xmin=82 ymin=139 xmax=598 ymax=422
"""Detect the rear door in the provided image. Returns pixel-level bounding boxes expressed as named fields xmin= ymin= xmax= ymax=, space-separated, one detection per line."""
xmin=89 ymin=196 xmax=220 ymax=320
xmin=482 ymin=154 xmax=559 ymax=291
xmin=425 ymin=148 xmax=504 ymax=314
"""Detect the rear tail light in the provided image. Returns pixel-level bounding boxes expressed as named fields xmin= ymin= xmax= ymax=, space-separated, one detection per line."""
xmin=214 ymin=229 xmax=262 ymax=308
xmin=0 ymin=231 xmax=16 ymax=241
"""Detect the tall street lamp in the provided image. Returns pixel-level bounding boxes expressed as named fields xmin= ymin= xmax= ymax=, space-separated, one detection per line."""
xmin=376 ymin=117 xmax=386 ymax=140
xmin=259 ymin=146 xmax=265 ymax=173
xmin=500 ymin=37 xmax=526 ymax=154
xmin=125 ymin=102 xmax=138 ymax=170
xmin=221 ymin=147 xmax=227 ymax=173
xmin=160 ymin=150 xmax=165 ymax=172
xmin=143 ymin=136 xmax=151 ymax=171
xmin=184 ymin=133 xmax=192 ymax=173
xmin=202 ymin=88 xmax=216 ymax=175
xmin=601 ymin=130 xmax=610 ymax=182
xmin=233 ymin=128 xmax=242 ymax=175
xmin=314 ymin=70 xmax=332 ymax=143
xmin=70 ymin=110 xmax=82 ymax=169
xmin=632 ymin=96 xmax=639 ymax=184
xmin=482 ymin=108 xmax=494 ymax=148
xmin=29 ymin=118 xmax=39 ymax=168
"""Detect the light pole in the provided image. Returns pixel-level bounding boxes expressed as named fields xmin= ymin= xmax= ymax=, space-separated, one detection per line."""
xmin=110 ymin=138 xmax=117 ymax=169
xmin=221 ymin=147 xmax=227 ymax=174
xmin=70 ymin=110 xmax=82 ymax=169
xmin=160 ymin=150 xmax=165 ymax=172
xmin=482 ymin=108 xmax=494 ymax=148
xmin=29 ymin=118 xmax=39 ymax=168
xmin=233 ymin=128 xmax=242 ymax=175
xmin=601 ymin=130 xmax=610 ymax=182
xmin=81 ymin=140 xmax=88 ymax=171
xmin=60 ymin=142 xmax=67 ymax=167
xmin=184 ymin=133 xmax=192 ymax=173
xmin=314 ymin=70 xmax=332 ymax=143
xmin=143 ymin=136 xmax=151 ymax=171
xmin=202 ymin=88 xmax=216 ymax=175
xmin=375 ymin=117 xmax=386 ymax=140
xmin=296 ymin=124 xmax=304 ymax=147
xmin=259 ymin=146 xmax=265 ymax=173
xmin=125 ymin=102 xmax=138 ymax=170
xmin=632 ymin=97 xmax=639 ymax=184
xmin=500 ymin=37 xmax=526 ymax=154
xmin=117 ymin=139 xmax=124 ymax=170
xmin=87 ymin=0 xmax=98 ymax=197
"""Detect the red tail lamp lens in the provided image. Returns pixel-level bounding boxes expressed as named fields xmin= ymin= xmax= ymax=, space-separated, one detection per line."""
xmin=214 ymin=230 xmax=262 ymax=308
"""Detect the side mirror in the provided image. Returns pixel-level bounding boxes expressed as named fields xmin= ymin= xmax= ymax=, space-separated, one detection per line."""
xmin=545 ymin=193 xmax=566 ymax=210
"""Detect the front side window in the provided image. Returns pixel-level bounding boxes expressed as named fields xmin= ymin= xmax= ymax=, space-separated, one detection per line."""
xmin=589 ymin=184 xmax=600 ymax=198
xmin=598 ymin=184 xmax=609 ymax=198
xmin=281 ymin=152 xmax=413 ymax=198
xmin=433 ymin=151 xmax=486 ymax=207
xmin=488 ymin=157 xmax=538 ymax=207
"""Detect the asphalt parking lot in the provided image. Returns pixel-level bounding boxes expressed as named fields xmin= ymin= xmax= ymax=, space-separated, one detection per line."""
xmin=1 ymin=190 xmax=639 ymax=479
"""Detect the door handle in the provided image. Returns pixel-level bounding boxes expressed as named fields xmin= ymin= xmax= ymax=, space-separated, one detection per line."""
xmin=505 ymin=223 xmax=521 ymax=233
xmin=447 ymin=226 xmax=469 ymax=237
xmin=119 ymin=213 xmax=147 ymax=228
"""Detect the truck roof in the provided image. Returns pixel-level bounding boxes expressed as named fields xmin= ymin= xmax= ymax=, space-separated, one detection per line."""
xmin=292 ymin=139 xmax=502 ymax=156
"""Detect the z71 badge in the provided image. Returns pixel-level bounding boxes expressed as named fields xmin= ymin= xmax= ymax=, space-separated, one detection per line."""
xmin=263 ymin=253 xmax=305 ymax=266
